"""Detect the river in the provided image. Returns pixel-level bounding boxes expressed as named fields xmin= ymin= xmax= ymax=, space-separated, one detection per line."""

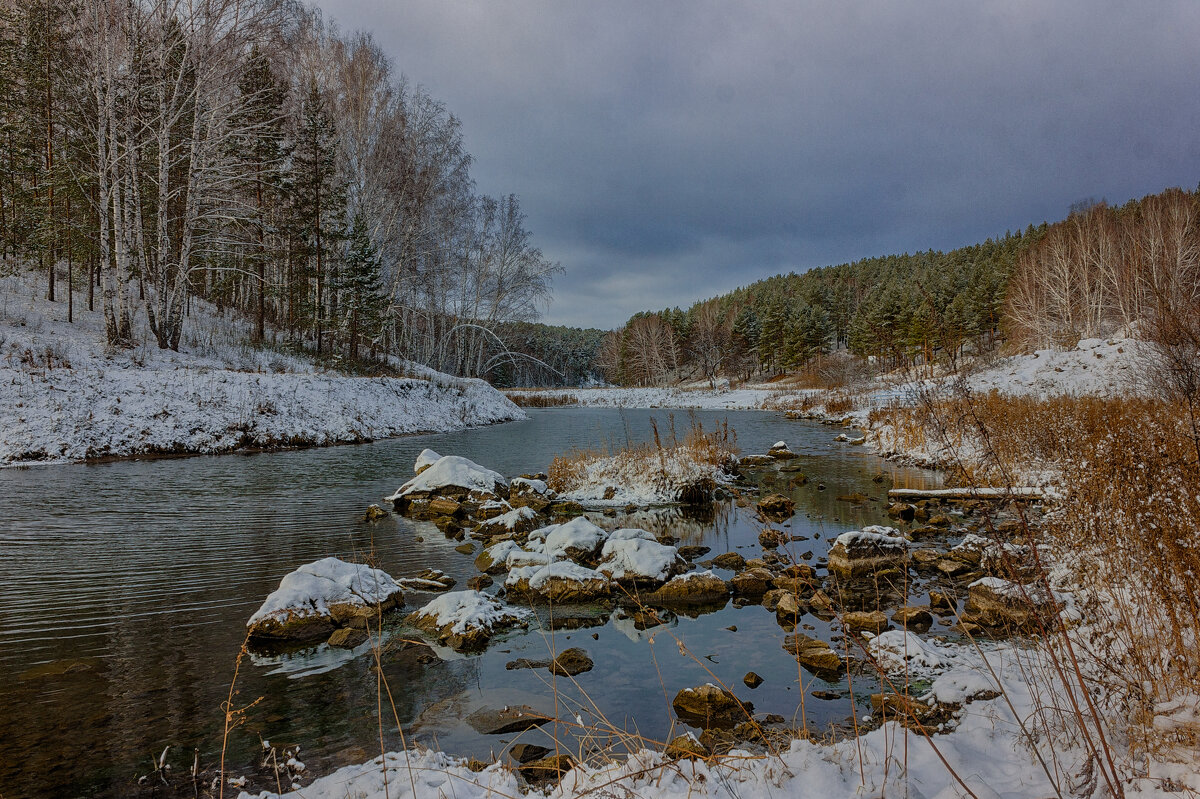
xmin=0 ymin=407 xmax=939 ymax=797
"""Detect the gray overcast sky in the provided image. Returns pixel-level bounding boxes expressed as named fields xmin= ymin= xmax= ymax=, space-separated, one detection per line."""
xmin=312 ymin=1 xmax=1200 ymax=329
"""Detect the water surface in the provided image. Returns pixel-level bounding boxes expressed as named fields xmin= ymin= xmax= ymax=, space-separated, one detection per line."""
xmin=0 ymin=408 xmax=939 ymax=797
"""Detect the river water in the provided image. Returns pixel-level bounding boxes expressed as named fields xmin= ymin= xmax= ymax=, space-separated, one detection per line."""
xmin=0 ymin=408 xmax=939 ymax=797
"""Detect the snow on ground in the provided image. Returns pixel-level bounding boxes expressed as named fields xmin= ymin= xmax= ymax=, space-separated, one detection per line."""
xmin=963 ymin=337 xmax=1148 ymax=398
xmin=506 ymin=385 xmax=796 ymax=410
xmin=0 ymin=271 xmax=522 ymax=465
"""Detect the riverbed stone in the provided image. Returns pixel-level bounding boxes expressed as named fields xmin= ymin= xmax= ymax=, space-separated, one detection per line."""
xmin=711 ymin=552 xmax=746 ymax=571
xmin=826 ymin=527 xmax=909 ymax=578
xmin=757 ymin=493 xmax=795 ymax=519
xmin=672 ymin=684 xmax=754 ymax=729
xmin=892 ymin=606 xmax=934 ymax=631
xmin=643 ymin=571 xmax=729 ymax=606
xmin=743 ymin=671 xmax=764 ymax=688
xmin=730 ymin=567 xmax=775 ymax=598
xmin=520 ymin=754 xmax=575 ymax=784
xmin=962 ymin=578 xmax=1054 ymax=630
xmin=327 ymin=627 xmax=369 ymax=649
xmin=782 ymin=632 xmax=843 ymax=677
xmin=509 ymin=744 xmax=551 ymax=764
xmin=362 ymin=504 xmax=388 ymax=522
xmin=466 ymin=704 xmax=552 ymax=735
xmin=665 ymin=733 xmax=709 ymax=760
xmin=842 ymin=610 xmax=889 ymax=635
xmin=549 ymin=647 xmax=594 ymax=677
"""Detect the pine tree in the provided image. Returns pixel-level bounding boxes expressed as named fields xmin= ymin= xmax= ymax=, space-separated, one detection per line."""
xmin=232 ymin=44 xmax=287 ymax=342
xmin=340 ymin=213 xmax=387 ymax=360
xmin=288 ymin=80 xmax=344 ymax=353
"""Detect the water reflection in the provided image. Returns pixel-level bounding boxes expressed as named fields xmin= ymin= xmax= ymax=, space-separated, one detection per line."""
xmin=0 ymin=408 xmax=939 ymax=797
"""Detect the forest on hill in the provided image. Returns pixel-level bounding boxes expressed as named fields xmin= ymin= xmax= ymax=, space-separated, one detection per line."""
xmin=0 ymin=0 xmax=561 ymax=379
xmin=598 ymin=185 xmax=1200 ymax=387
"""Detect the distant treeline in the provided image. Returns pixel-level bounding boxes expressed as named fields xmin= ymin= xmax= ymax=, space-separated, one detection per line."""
xmin=597 ymin=184 xmax=1200 ymax=387
xmin=597 ymin=230 xmax=1036 ymax=385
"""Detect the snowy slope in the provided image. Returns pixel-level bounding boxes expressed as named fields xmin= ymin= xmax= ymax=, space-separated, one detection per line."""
xmin=0 ymin=272 xmax=523 ymax=465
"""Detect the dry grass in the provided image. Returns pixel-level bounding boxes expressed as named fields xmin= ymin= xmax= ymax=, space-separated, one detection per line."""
xmin=878 ymin=387 xmax=1200 ymax=769
xmin=548 ymin=416 xmax=738 ymax=501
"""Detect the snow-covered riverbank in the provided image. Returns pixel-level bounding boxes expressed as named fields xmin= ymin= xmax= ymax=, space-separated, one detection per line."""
xmin=0 ymin=273 xmax=522 ymax=465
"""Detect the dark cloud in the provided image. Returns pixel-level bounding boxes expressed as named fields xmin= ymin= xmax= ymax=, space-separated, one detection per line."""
xmin=315 ymin=0 xmax=1200 ymax=328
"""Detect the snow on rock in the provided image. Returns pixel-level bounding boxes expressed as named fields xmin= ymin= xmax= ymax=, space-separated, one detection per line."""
xmin=0 ymin=273 xmax=523 ymax=466
xmin=598 ymin=535 xmax=682 ymax=584
xmin=540 ymin=516 xmax=607 ymax=561
xmin=511 ymin=476 xmax=549 ymax=494
xmin=413 ymin=448 xmax=441 ymax=474
xmin=473 ymin=506 xmax=541 ymax=536
xmin=385 ymin=455 xmax=507 ymax=501
xmin=406 ymin=590 xmax=530 ymax=651
xmin=474 ymin=540 xmax=525 ymax=574
xmin=828 ymin=526 xmax=909 ymax=578
xmin=246 ymin=558 xmax=405 ymax=641
xmin=505 ymin=560 xmax=612 ymax=603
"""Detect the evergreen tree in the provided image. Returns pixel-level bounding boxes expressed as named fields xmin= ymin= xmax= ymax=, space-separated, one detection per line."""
xmin=288 ymin=80 xmax=344 ymax=352
xmin=340 ymin=213 xmax=388 ymax=360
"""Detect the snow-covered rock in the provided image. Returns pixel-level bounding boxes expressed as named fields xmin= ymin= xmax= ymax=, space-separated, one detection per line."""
xmin=827 ymin=526 xmax=909 ymax=578
xmin=505 ymin=561 xmax=612 ymax=604
xmin=540 ymin=517 xmax=608 ymax=561
xmin=414 ymin=448 xmax=441 ymax=474
xmin=247 ymin=558 xmax=405 ymax=641
xmin=598 ymin=535 xmax=682 ymax=584
xmin=385 ymin=455 xmax=508 ymax=502
xmin=406 ymin=590 xmax=530 ymax=651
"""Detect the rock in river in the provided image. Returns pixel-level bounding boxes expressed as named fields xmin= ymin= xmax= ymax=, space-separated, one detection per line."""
xmin=826 ymin=526 xmax=909 ymax=578
xmin=756 ymin=493 xmax=795 ymax=519
xmin=783 ymin=632 xmax=843 ymax=677
xmin=247 ymin=557 xmax=405 ymax=642
xmin=642 ymin=570 xmax=729 ymax=606
xmin=673 ymin=684 xmax=754 ymax=729
xmin=407 ymin=590 xmax=530 ymax=651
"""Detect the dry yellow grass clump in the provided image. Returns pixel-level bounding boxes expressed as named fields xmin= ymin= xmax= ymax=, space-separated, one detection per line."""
xmin=548 ymin=416 xmax=737 ymax=504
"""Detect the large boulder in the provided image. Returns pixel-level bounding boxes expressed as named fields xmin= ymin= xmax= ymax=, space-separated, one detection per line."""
xmin=672 ymin=684 xmax=754 ymax=729
xmin=505 ymin=561 xmax=613 ymax=604
xmin=406 ymin=590 xmax=530 ymax=651
xmin=827 ymin=526 xmax=909 ymax=578
xmin=540 ymin=517 xmax=608 ymax=562
xmin=247 ymin=558 xmax=405 ymax=642
xmin=413 ymin=448 xmax=442 ymax=474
